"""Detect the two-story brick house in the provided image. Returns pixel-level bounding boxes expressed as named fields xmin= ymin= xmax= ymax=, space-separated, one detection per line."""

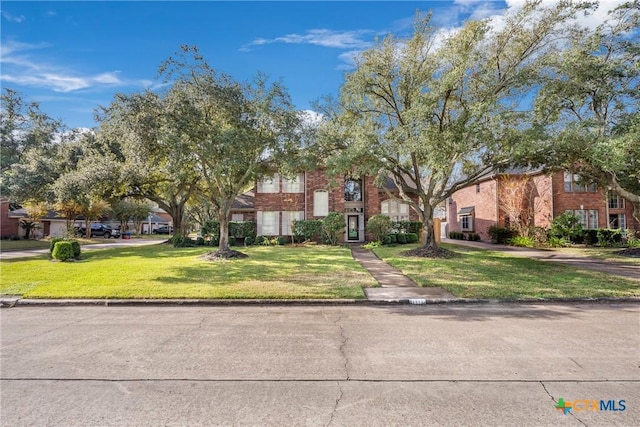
xmin=250 ymin=171 xmax=419 ymax=243
xmin=447 ymin=170 xmax=638 ymax=241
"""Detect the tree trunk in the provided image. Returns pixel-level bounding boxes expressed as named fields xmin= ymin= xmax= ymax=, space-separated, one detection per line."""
xmin=218 ymin=211 xmax=230 ymax=252
xmin=169 ymin=202 xmax=185 ymax=236
xmin=85 ymin=219 xmax=91 ymax=238
xmin=420 ymin=205 xmax=438 ymax=248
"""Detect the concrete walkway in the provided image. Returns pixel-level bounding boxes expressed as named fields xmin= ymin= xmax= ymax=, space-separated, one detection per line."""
xmin=442 ymin=238 xmax=640 ymax=281
xmin=0 ymin=238 xmax=167 ymax=260
xmin=349 ymin=245 xmax=456 ymax=301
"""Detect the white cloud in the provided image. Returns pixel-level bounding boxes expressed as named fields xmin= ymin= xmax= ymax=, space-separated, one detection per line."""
xmin=242 ymin=29 xmax=374 ymax=51
xmin=1 ymin=11 xmax=25 ymax=23
xmin=0 ymin=39 xmax=147 ymax=93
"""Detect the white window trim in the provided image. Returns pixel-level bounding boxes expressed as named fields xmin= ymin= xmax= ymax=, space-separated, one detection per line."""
xmin=282 ymin=211 xmax=304 ymax=236
xmin=257 ymin=211 xmax=279 ymax=236
xmin=282 ymin=174 xmax=304 ymax=193
xmin=258 ymin=174 xmax=280 ymax=194
xmin=381 ymin=199 xmax=410 ymax=222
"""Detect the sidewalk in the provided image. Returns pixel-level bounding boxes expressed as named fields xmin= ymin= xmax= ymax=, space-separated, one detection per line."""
xmin=441 ymin=238 xmax=640 ymax=281
xmin=349 ymin=245 xmax=456 ymax=302
xmin=0 ymin=238 xmax=167 ymax=260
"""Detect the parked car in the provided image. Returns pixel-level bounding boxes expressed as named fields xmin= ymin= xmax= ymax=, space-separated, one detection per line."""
xmin=152 ymin=225 xmax=173 ymax=234
xmin=74 ymin=223 xmax=121 ymax=239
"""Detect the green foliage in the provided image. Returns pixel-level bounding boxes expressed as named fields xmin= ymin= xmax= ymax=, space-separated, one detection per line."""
xmin=322 ymin=212 xmax=344 ymax=246
xmin=171 ymin=234 xmax=195 ymax=247
xmin=467 ymin=233 xmax=481 ymax=242
xmin=255 ymin=235 xmax=266 ymax=245
xmin=449 ymin=231 xmax=465 ymax=240
xmin=52 ymin=241 xmax=73 ymax=261
xmin=244 ymin=236 xmax=255 ymax=246
xmin=549 ymin=213 xmax=583 ymax=243
xmin=229 ymin=221 xmax=257 ymax=239
xmin=195 ymin=237 xmax=205 ymax=246
xmin=276 ymin=236 xmax=286 ymax=246
xmin=49 ymin=237 xmax=64 ymax=254
xmin=385 ymin=234 xmax=398 ymax=245
xmin=584 ymin=229 xmax=599 ymax=246
xmin=292 ymin=219 xmax=323 ymax=242
xmin=597 ymin=229 xmax=623 ymax=247
xmin=405 ymin=233 xmax=419 ymax=243
xmin=367 ymin=214 xmax=392 ymax=243
xmin=69 ymin=240 xmax=81 ymax=258
xmin=390 ymin=221 xmax=423 ymax=235
xmin=548 ymin=236 xmax=571 ymax=248
xmin=488 ymin=226 xmax=517 ymax=244
xmin=362 ymin=241 xmax=383 ymax=249
xmin=396 ymin=233 xmax=407 ymax=244
xmin=228 ymin=236 xmax=236 ymax=247
xmin=626 ymin=234 xmax=640 ymax=248
xmin=508 ymin=236 xmax=535 ymax=248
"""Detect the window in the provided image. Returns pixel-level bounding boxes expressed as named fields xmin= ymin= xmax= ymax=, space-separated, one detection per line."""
xmin=381 ymin=199 xmax=410 ymax=221
xmin=258 ymin=174 xmax=279 ymax=193
xmin=563 ymin=172 xmax=596 ymax=193
xmin=258 ymin=211 xmax=278 ymax=236
xmin=281 ymin=211 xmax=304 ymax=235
xmin=609 ymin=214 xmax=626 ymax=230
xmin=231 ymin=213 xmax=244 ymax=222
xmin=567 ymin=209 xmax=599 ymax=229
xmin=608 ymin=194 xmax=625 ymax=209
xmin=313 ymin=190 xmax=329 ymax=217
xmin=344 ymin=178 xmax=363 ymax=201
xmin=461 ymin=215 xmax=472 ymax=231
xmin=282 ymin=174 xmax=304 ymax=193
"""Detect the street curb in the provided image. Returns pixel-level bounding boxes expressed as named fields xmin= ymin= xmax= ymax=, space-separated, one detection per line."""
xmin=1 ymin=296 xmax=639 ymax=308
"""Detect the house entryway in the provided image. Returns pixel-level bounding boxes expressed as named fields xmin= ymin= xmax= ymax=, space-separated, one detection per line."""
xmin=349 ymin=245 xmax=455 ymax=301
xmin=347 ymin=215 xmax=360 ymax=241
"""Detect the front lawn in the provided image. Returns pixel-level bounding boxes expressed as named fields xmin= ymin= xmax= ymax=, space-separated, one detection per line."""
xmin=373 ymin=244 xmax=639 ymax=299
xmin=0 ymin=244 xmax=375 ymax=299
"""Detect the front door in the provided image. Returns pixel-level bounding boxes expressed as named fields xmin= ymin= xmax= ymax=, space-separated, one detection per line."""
xmin=347 ymin=215 xmax=359 ymax=241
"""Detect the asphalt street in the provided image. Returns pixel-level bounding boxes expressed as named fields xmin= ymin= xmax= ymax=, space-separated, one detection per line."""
xmin=1 ymin=303 xmax=638 ymax=426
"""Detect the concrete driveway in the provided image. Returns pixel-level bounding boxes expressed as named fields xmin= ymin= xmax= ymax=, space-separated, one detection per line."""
xmin=1 ymin=303 xmax=638 ymax=426
xmin=0 ymin=238 xmax=167 ymax=260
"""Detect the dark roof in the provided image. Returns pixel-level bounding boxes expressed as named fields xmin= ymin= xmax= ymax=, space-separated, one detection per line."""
xmin=457 ymin=206 xmax=475 ymax=215
xmin=231 ymin=191 xmax=255 ymax=210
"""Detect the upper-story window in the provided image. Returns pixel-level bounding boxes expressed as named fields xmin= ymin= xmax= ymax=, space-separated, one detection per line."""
xmin=258 ymin=174 xmax=280 ymax=193
xmin=344 ymin=177 xmax=362 ymax=202
xmin=608 ymin=194 xmax=625 ymax=209
xmin=282 ymin=174 xmax=304 ymax=193
xmin=313 ymin=190 xmax=329 ymax=217
xmin=563 ymin=172 xmax=596 ymax=193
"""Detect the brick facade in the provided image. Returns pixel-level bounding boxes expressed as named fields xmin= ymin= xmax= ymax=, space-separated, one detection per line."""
xmin=448 ymin=170 xmax=639 ymax=241
xmin=252 ymin=171 xmax=420 ymax=242
xmin=0 ymin=199 xmax=20 ymax=238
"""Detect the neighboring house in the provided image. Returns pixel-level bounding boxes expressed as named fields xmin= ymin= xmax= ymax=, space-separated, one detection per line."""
xmin=253 ymin=171 xmax=419 ymax=243
xmin=1 ymin=198 xmax=21 ymax=238
xmin=448 ymin=170 xmax=639 ymax=241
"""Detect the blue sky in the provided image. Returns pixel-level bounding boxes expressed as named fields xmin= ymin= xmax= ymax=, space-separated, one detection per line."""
xmin=0 ymin=1 xmax=619 ymax=129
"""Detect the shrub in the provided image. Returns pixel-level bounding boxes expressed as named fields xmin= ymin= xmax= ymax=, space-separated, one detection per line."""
xmin=229 ymin=221 xmax=257 ymax=239
xmin=245 ymin=236 xmax=255 ymax=246
xmin=50 ymin=237 xmax=64 ymax=253
xmin=195 ymin=237 xmax=205 ymax=246
xmin=255 ymin=235 xmax=266 ymax=245
xmin=228 ymin=236 xmax=236 ymax=247
xmin=406 ymin=232 xmax=419 ymax=243
xmin=597 ymin=228 xmax=622 ymax=247
xmin=626 ymin=234 xmax=640 ymax=248
xmin=69 ymin=240 xmax=81 ymax=258
xmin=200 ymin=220 xmax=220 ymax=240
xmin=583 ymin=229 xmax=599 ymax=246
xmin=508 ymin=236 xmax=535 ymax=247
xmin=448 ymin=231 xmax=464 ymax=240
xmin=171 ymin=234 xmax=195 ymax=247
xmin=276 ymin=236 xmax=286 ymax=246
xmin=52 ymin=241 xmax=74 ymax=261
xmin=323 ymin=212 xmax=345 ymax=246
xmin=467 ymin=233 xmax=481 ymax=241
xmin=396 ymin=233 xmax=408 ymax=244
xmin=488 ymin=226 xmax=516 ymax=244
xmin=549 ymin=213 xmax=583 ymax=243
xmin=548 ymin=236 xmax=570 ymax=247
xmin=293 ymin=220 xmax=323 ymax=242
xmin=367 ymin=215 xmax=392 ymax=243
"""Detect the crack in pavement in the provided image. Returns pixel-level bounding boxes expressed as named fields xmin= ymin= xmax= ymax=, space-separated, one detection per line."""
xmin=540 ymin=381 xmax=589 ymax=427
xmin=333 ymin=311 xmax=350 ymax=381
xmin=325 ymin=381 xmax=344 ymax=427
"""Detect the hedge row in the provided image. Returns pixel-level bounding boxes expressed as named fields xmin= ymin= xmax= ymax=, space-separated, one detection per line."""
xmin=50 ymin=238 xmax=81 ymax=261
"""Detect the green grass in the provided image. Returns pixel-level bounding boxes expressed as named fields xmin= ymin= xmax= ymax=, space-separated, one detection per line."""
xmin=0 ymin=244 xmax=375 ymax=299
xmin=373 ymin=243 xmax=639 ymax=299
xmin=0 ymin=239 xmax=51 ymax=251
xmin=549 ymin=246 xmax=640 ymax=265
